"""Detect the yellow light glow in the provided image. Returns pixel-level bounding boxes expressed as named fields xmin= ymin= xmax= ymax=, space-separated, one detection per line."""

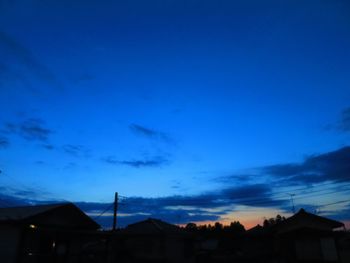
xmin=29 ymin=224 xmax=37 ymax=229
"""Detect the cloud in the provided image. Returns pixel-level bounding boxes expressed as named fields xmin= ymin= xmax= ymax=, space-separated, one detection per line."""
xmin=119 ymin=157 xmax=169 ymax=168
xmin=0 ymin=179 xmax=286 ymax=227
xmin=2 ymin=146 xmax=349 ymax=227
xmin=338 ymin=107 xmax=350 ymax=132
xmin=129 ymin=124 xmax=174 ymax=143
xmin=325 ymin=107 xmax=350 ymax=133
xmin=19 ymin=119 xmax=52 ymax=141
xmin=0 ymin=136 xmax=10 ymax=149
xmin=42 ymin=144 xmax=55 ymax=150
xmin=263 ymin=146 xmax=350 ymax=184
xmin=2 ymin=178 xmax=346 ymax=229
xmin=0 ymin=185 xmax=55 ymax=208
xmin=215 ymin=174 xmax=255 ymax=184
xmin=3 ymin=118 xmax=52 ymax=142
xmin=0 ymin=30 xmax=59 ymax=89
xmin=117 ymin=184 xmax=286 ymax=215
xmin=75 ymin=184 xmax=287 ymax=227
xmin=102 ymin=156 xmax=120 ymax=165
xmin=102 ymin=155 xmax=169 ymax=168
xmin=62 ymin=144 xmax=90 ymax=158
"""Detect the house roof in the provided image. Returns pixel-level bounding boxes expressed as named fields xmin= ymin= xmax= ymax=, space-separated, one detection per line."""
xmin=0 ymin=203 xmax=100 ymax=230
xmin=0 ymin=203 xmax=65 ymax=221
xmin=124 ymin=218 xmax=186 ymax=236
xmin=274 ymin=208 xmax=344 ymax=233
xmin=246 ymin=224 xmax=267 ymax=235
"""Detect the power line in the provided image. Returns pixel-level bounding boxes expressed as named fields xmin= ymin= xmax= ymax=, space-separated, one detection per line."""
xmin=91 ymin=203 xmax=114 ymax=220
xmin=318 ymin=199 xmax=350 ymax=208
xmin=117 ymin=185 xmax=350 ymax=208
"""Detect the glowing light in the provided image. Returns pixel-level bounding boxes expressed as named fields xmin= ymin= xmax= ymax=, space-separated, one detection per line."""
xmin=29 ymin=224 xmax=37 ymax=229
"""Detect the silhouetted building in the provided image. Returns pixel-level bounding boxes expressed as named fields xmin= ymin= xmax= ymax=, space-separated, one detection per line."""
xmin=117 ymin=218 xmax=195 ymax=263
xmin=244 ymin=224 xmax=274 ymax=263
xmin=273 ymin=209 xmax=345 ymax=263
xmin=0 ymin=203 xmax=101 ymax=263
xmin=244 ymin=209 xmax=347 ymax=263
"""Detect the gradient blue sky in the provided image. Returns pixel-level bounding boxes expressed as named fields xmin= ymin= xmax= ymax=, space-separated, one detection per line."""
xmin=1 ymin=0 xmax=350 ymax=228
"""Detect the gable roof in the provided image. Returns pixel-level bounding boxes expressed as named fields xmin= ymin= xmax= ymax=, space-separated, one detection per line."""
xmin=0 ymin=203 xmax=100 ymax=230
xmin=124 ymin=218 xmax=185 ymax=236
xmin=0 ymin=203 xmax=65 ymax=221
xmin=274 ymin=208 xmax=344 ymax=233
xmin=247 ymin=224 xmax=268 ymax=235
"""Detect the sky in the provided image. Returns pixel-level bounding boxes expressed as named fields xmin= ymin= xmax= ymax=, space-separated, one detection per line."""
xmin=0 ymin=0 xmax=350 ymax=229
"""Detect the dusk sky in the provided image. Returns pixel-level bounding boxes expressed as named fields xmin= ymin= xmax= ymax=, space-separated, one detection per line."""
xmin=1 ymin=0 xmax=350 ymax=228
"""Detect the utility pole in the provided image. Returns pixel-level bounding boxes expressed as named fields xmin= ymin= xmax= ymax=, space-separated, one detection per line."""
xmin=288 ymin=194 xmax=295 ymax=214
xmin=112 ymin=192 xmax=118 ymax=231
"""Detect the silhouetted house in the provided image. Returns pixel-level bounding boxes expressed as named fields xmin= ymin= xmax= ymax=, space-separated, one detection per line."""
xmin=118 ymin=218 xmax=195 ymax=263
xmin=273 ymin=209 xmax=345 ymax=263
xmin=244 ymin=224 xmax=275 ymax=262
xmin=0 ymin=203 xmax=101 ymax=263
xmin=336 ymin=231 xmax=350 ymax=263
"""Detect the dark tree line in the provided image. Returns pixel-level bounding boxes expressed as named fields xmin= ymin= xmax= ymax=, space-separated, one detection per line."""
xmin=182 ymin=214 xmax=286 ymax=236
xmin=183 ymin=221 xmax=246 ymax=237
xmin=263 ymin=214 xmax=286 ymax=228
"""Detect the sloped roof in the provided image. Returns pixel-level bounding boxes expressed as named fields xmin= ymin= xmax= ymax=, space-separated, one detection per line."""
xmin=0 ymin=203 xmax=100 ymax=230
xmin=274 ymin=208 xmax=344 ymax=233
xmin=247 ymin=224 xmax=266 ymax=235
xmin=124 ymin=218 xmax=186 ymax=236
xmin=0 ymin=203 xmax=65 ymax=221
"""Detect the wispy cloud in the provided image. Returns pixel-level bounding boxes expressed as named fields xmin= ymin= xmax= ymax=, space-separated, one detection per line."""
xmin=102 ymin=155 xmax=169 ymax=168
xmin=0 ymin=30 xmax=60 ymax=91
xmin=0 ymin=185 xmax=56 ymax=207
xmin=217 ymin=146 xmax=350 ymax=187
xmin=0 ymin=136 xmax=10 ymax=149
xmin=19 ymin=119 xmax=52 ymax=141
xmin=263 ymin=146 xmax=350 ymax=185
xmin=42 ymin=144 xmax=55 ymax=150
xmin=325 ymin=107 xmax=350 ymax=133
xmin=2 ymin=145 xmax=349 ymax=228
xmin=3 ymin=118 xmax=52 ymax=142
xmin=76 ymin=183 xmax=287 ymax=227
xmin=129 ymin=124 xmax=174 ymax=143
xmin=338 ymin=107 xmax=350 ymax=132
xmin=62 ymin=144 xmax=90 ymax=158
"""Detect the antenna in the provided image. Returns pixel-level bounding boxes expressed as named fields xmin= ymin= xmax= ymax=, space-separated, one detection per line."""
xmin=288 ymin=193 xmax=295 ymax=214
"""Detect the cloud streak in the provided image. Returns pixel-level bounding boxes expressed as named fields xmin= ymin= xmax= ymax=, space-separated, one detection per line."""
xmin=0 ymin=181 xmax=288 ymax=228
xmin=2 ymin=146 xmax=349 ymax=228
xmin=3 ymin=118 xmax=52 ymax=142
xmin=263 ymin=146 xmax=350 ymax=185
xmin=78 ymin=183 xmax=288 ymax=227
xmin=129 ymin=124 xmax=174 ymax=143
xmin=0 ymin=30 xmax=58 ymax=89
xmin=102 ymin=155 xmax=169 ymax=168
xmin=62 ymin=144 xmax=90 ymax=158
xmin=0 ymin=136 xmax=10 ymax=149
xmin=338 ymin=107 xmax=350 ymax=132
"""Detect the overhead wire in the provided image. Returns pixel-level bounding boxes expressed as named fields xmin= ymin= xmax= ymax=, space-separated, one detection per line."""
xmin=117 ymin=184 xmax=350 ymax=208
xmin=91 ymin=203 xmax=114 ymax=220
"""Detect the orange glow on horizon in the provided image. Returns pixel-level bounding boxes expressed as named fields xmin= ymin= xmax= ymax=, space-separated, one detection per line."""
xmin=178 ymin=206 xmax=293 ymax=230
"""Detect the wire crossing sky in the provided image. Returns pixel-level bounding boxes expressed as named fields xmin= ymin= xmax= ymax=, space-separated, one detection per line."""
xmin=0 ymin=0 xmax=350 ymax=228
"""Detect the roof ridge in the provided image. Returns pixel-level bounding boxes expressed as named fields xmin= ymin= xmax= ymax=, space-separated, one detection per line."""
xmin=0 ymin=202 xmax=71 ymax=210
xmin=149 ymin=218 xmax=164 ymax=231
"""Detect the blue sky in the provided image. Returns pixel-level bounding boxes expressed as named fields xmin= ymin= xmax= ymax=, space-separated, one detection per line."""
xmin=1 ymin=0 xmax=350 ymax=228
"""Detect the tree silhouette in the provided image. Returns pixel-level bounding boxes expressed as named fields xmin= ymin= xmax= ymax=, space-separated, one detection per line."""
xmin=263 ymin=214 xmax=286 ymax=228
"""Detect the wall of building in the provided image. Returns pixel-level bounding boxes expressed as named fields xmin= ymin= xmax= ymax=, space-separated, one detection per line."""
xmin=0 ymin=224 xmax=21 ymax=263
